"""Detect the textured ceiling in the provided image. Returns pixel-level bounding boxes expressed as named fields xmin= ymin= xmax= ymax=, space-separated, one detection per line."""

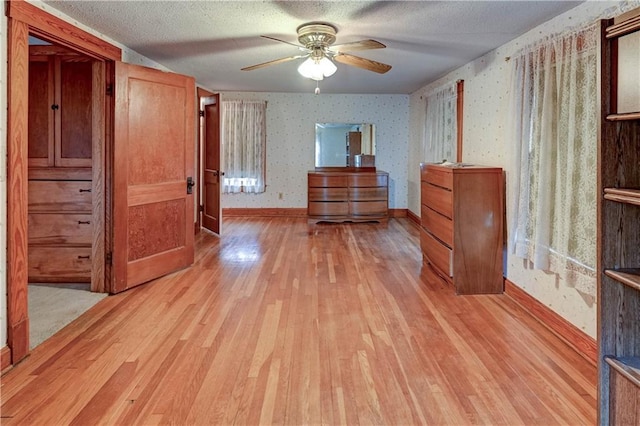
xmin=42 ymin=1 xmax=584 ymax=94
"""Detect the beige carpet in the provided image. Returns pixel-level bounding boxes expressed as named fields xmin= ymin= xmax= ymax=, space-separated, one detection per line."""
xmin=28 ymin=283 xmax=108 ymax=349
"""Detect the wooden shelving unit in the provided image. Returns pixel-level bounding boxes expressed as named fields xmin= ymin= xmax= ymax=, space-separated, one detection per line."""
xmin=597 ymin=7 xmax=640 ymax=425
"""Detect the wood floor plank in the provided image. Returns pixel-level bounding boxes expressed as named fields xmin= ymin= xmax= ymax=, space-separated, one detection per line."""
xmin=0 ymin=217 xmax=596 ymax=425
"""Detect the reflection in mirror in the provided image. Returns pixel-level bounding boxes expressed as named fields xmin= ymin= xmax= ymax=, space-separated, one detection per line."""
xmin=315 ymin=123 xmax=375 ymax=167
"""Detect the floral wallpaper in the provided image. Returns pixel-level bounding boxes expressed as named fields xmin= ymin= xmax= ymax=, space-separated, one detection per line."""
xmin=220 ymin=92 xmax=409 ymax=210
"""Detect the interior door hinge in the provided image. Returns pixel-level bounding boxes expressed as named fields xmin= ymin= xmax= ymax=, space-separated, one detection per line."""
xmin=199 ymin=205 xmax=204 ymax=212
xmin=199 ymin=110 xmax=205 ymax=117
xmin=106 ymin=84 xmax=114 ymax=96
xmin=106 ymin=251 xmax=113 ymax=266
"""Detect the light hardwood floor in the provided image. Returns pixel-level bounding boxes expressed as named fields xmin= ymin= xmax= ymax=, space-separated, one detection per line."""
xmin=1 ymin=217 xmax=596 ymax=425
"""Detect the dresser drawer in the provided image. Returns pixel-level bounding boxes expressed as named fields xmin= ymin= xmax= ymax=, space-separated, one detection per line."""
xmin=422 ymin=207 xmax=453 ymax=247
xmin=29 ymin=180 xmax=92 ymax=211
xmin=308 ymin=201 xmax=348 ymax=216
xmin=349 ymin=174 xmax=387 ymax=187
xmin=350 ymin=200 xmax=388 ymax=216
xmin=423 ymin=183 xmax=453 ymax=218
xmin=308 ymin=187 xmax=348 ymax=202
xmin=29 ymin=213 xmax=93 ymax=245
xmin=308 ymin=174 xmax=348 ymax=188
xmin=423 ymin=166 xmax=452 ymax=190
xmin=420 ymin=229 xmax=453 ymax=278
xmin=28 ymin=246 xmax=91 ymax=282
xmin=349 ymin=187 xmax=387 ymax=201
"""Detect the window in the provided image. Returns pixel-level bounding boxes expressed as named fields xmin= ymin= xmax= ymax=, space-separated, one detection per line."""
xmin=509 ymin=23 xmax=598 ymax=295
xmin=221 ymin=100 xmax=266 ymax=193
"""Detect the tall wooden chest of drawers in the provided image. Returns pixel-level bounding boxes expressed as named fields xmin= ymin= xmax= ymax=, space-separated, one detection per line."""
xmin=420 ymin=163 xmax=504 ymax=294
xmin=308 ymin=171 xmax=389 ymax=224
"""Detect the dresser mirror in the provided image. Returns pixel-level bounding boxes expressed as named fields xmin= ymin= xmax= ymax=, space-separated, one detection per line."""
xmin=315 ymin=123 xmax=376 ymax=168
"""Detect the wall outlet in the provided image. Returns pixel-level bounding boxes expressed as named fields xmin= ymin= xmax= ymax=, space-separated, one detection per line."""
xmin=278 ymin=192 xmax=283 ymax=200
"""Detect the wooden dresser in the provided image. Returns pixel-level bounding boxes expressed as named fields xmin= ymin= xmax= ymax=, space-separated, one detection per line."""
xmin=308 ymin=170 xmax=388 ymax=224
xmin=27 ymin=45 xmax=94 ymax=283
xmin=419 ymin=163 xmax=503 ymax=294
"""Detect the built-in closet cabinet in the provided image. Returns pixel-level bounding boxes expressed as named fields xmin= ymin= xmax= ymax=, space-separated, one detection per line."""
xmin=598 ymin=7 xmax=640 ymax=425
xmin=27 ymin=45 xmax=95 ymax=283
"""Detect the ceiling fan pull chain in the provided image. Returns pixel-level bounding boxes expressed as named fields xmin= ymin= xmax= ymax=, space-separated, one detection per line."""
xmin=315 ymin=80 xmax=320 ymax=95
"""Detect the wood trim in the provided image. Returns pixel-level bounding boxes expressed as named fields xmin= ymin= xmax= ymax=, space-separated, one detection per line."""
xmin=388 ymin=208 xmax=407 ymax=218
xmin=91 ymin=61 xmax=106 ymax=293
xmin=7 ymin=18 xmax=31 ymax=364
xmin=456 ymin=80 xmax=464 ymax=162
xmin=6 ymin=0 xmax=121 ymax=61
xmin=504 ymin=279 xmax=597 ymax=365
xmin=406 ymin=209 xmax=421 ymax=227
xmin=222 ymin=208 xmax=307 ymax=217
xmin=222 ymin=208 xmax=406 ymax=219
xmin=0 ymin=346 xmax=12 ymax=373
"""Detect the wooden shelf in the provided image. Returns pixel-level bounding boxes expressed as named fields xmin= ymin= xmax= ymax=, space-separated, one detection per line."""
xmin=605 ymin=356 xmax=640 ymax=389
xmin=605 ymin=269 xmax=640 ymax=291
xmin=606 ymin=112 xmax=640 ymax=121
xmin=604 ymin=188 xmax=640 ymax=206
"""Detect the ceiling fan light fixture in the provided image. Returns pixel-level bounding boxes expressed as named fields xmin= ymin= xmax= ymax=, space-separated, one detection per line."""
xmin=298 ymin=56 xmax=337 ymax=81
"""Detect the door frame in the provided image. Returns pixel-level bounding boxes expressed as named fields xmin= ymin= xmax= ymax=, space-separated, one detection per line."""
xmin=5 ymin=0 xmax=121 ymax=365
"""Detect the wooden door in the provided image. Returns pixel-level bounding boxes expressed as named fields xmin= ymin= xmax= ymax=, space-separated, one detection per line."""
xmin=112 ymin=63 xmax=195 ymax=293
xmin=202 ymin=96 xmax=221 ymax=234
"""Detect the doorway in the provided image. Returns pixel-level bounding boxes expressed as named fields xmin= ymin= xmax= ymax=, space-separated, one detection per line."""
xmin=6 ymin=1 xmax=120 ymax=364
xmin=198 ymin=91 xmax=221 ymax=235
xmin=25 ymin=36 xmax=108 ymax=348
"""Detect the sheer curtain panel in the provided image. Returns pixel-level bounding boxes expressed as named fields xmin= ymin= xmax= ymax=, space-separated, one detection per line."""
xmin=423 ymin=83 xmax=458 ymax=163
xmin=508 ymin=23 xmax=598 ymax=296
xmin=221 ymin=100 xmax=266 ymax=193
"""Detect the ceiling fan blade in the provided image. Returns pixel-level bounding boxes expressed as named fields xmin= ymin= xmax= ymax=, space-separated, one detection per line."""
xmin=330 ymin=39 xmax=386 ymax=52
xmin=261 ymin=35 xmax=306 ymax=50
xmin=334 ymin=53 xmax=392 ymax=74
xmin=241 ymin=55 xmax=307 ymax=71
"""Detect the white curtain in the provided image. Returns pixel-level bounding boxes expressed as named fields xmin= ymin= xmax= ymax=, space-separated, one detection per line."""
xmin=509 ymin=23 xmax=598 ymax=295
xmin=423 ymin=83 xmax=457 ymax=162
xmin=221 ymin=100 xmax=266 ymax=193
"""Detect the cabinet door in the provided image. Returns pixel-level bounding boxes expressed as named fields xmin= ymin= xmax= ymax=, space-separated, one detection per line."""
xmin=28 ymin=56 xmax=54 ymax=167
xmin=57 ymin=58 xmax=93 ymax=167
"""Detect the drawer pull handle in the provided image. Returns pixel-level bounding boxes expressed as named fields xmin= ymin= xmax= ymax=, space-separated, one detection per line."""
xmin=79 ymin=189 xmax=92 ymax=193
xmin=78 ymin=221 xmax=91 ymax=225
xmin=77 ymin=255 xmax=90 ymax=260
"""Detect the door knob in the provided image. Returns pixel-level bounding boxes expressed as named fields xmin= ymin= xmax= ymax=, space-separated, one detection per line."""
xmin=186 ymin=176 xmax=195 ymax=194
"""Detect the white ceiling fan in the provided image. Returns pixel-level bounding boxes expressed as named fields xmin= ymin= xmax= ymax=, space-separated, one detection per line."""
xmin=241 ymin=22 xmax=392 ymax=80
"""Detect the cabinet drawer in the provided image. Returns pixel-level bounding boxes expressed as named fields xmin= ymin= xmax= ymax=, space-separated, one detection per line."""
xmin=420 ymin=229 xmax=452 ymax=278
xmin=308 ymin=201 xmax=348 ymax=216
xmin=422 ymin=206 xmax=453 ymax=247
xmin=349 ymin=174 xmax=387 ymax=187
xmin=29 ymin=180 xmax=92 ymax=211
xmin=308 ymin=174 xmax=348 ymax=188
xmin=350 ymin=200 xmax=388 ymax=216
xmin=349 ymin=187 xmax=387 ymax=201
xmin=28 ymin=246 xmax=91 ymax=282
xmin=423 ymin=166 xmax=452 ymax=190
xmin=423 ymin=183 xmax=452 ymax=218
xmin=29 ymin=213 xmax=93 ymax=245
xmin=308 ymin=187 xmax=348 ymax=202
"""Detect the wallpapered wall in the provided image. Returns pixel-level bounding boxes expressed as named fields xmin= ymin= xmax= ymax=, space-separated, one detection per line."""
xmin=219 ymin=92 xmax=409 ymax=210
xmin=409 ymin=0 xmax=640 ymax=339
